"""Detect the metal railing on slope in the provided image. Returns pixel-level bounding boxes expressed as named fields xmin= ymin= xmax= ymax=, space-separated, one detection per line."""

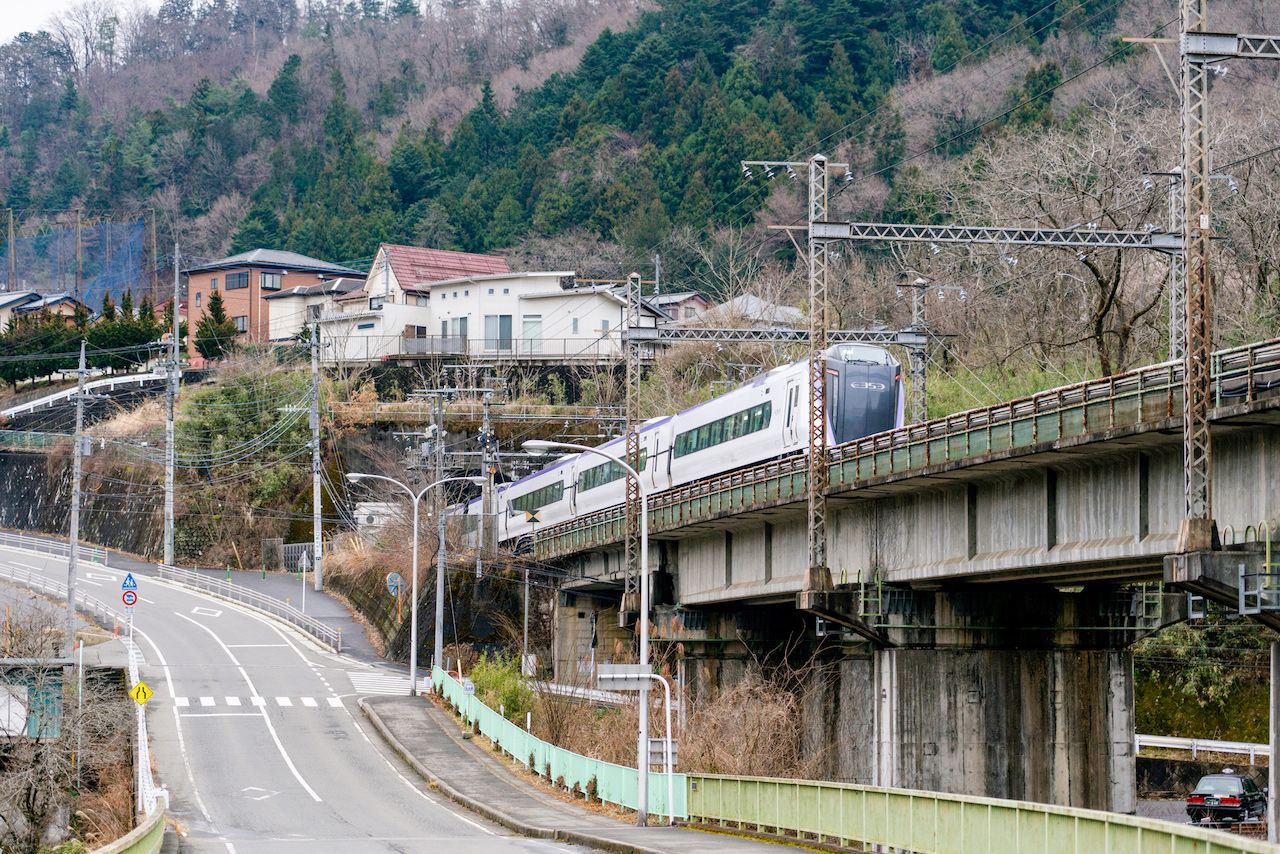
xmin=1137 ymin=733 xmax=1271 ymax=763
xmin=684 ymin=773 xmax=1277 ymax=854
xmin=0 ymin=369 xmax=167 ymax=418
xmin=432 ymin=666 xmax=685 ymax=819
xmin=155 ymin=564 xmax=341 ymax=652
xmin=0 ymin=530 xmax=108 ymax=565
xmin=534 ymin=336 xmax=1280 ymax=558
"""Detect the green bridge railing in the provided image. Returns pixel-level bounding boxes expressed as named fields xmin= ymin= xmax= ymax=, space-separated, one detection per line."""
xmin=535 ymin=337 xmax=1280 ymax=560
xmin=685 ymin=774 xmax=1276 ymax=854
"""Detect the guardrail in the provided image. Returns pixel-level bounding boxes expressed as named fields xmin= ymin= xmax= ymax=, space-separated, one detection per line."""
xmin=1 ymin=369 xmax=167 ymax=418
xmin=0 ymin=563 xmax=125 ymax=630
xmin=122 ymin=636 xmax=167 ymax=817
xmin=433 ymin=666 xmax=685 ymax=819
xmin=1137 ymin=733 xmax=1270 ymax=763
xmin=0 ymin=530 xmax=108 ymax=565
xmin=684 ymin=774 xmax=1277 ymax=854
xmin=156 ymin=564 xmax=341 ymax=652
xmin=534 ymin=336 xmax=1280 ymax=559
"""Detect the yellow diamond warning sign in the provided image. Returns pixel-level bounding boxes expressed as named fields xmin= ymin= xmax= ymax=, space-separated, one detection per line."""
xmin=128 ymin=681 xmax=154 ymax=706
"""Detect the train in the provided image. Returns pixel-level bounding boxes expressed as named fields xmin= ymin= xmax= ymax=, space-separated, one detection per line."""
xmin=460 ymin=343 xmax=905 ymax=549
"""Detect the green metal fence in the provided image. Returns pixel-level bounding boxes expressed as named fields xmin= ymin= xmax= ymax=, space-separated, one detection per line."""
xmin=0 ymin=429 xmax=72 ymax=451
xmin=432 ymin=666 xmax=686 ymax=818
xmin=685 ymin=774 xmax=1277 ymax=854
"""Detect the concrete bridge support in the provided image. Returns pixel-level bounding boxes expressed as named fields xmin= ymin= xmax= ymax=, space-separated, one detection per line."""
xmin=551 ymin=580 xmax=1178 ymax=813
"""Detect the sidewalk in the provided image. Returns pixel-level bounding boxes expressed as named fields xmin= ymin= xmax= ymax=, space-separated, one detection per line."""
xmin=362 ymin=695 xmax=812 ymax=854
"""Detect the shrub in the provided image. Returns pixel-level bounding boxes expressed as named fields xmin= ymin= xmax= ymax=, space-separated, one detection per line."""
xmin=469 ymin=652 xmax=533 ymax=723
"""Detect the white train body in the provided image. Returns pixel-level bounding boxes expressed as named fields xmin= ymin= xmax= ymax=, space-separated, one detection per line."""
xmin=461 ymin=344 xmax=904 ymax=549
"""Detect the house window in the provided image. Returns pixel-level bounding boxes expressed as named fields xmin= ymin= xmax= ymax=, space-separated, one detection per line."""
xmin=601 ymin=319 xmax=610 ymax=332
xmin=369 ymin=295 xmax=384 ymax=310
xmin=210 ymin=277 xmax=218 ymax=290
xmin=488 ymin=288 xmax=494 ymax=295
xmin=232 ymin=315 xmax=249 ymax=333
xmin=571 ymin=318 xmax=579 ymax=334
xmin=484 ymin=315 xmax=513 ymax=349
xmin=439 ymin=292 xmax=445 ymax=300
xmin=464 ymin=290 xmax=469 ymax=297
xmin=225 ymin=271 xmax=249 ymax=290
xmin=451 ymin=317 xmax=468 ymax=338
xmin=452 ymin=291 xmax=458 ymax=298
xmin=357 ymin=322 xmax=375 ymax=330
xmin=195 ymin=293 xmax=202 ymax=307
xmin=260 ymin=272 xmax=282 ymax=291
xmin=503 ymin=288 xmax=509 ymax=295
xmin=416 ymin=295 xmax=429 ymax=306
xmin=307 ymin=304 xmax=322 ymax=320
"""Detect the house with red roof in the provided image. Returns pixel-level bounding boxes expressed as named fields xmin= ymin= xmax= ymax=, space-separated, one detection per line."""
xmin=317 ymin=243 xmax=669 ymax=365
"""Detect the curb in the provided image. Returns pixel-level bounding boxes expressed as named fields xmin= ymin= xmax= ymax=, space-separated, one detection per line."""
xmin=358 ymin=698 xmax=668 ymax=854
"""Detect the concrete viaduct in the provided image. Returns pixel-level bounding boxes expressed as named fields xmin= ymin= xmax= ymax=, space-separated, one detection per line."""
xmin=536 ymin=337 xmax=1280 ymax=813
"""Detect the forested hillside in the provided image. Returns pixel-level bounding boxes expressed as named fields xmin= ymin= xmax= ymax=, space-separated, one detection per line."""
xmin=0 ymin=0 xmax=1120 ymax=268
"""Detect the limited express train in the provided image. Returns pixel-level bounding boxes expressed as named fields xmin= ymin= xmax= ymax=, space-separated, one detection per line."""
xmin=463 ymin=343 xmax=904 ymax=548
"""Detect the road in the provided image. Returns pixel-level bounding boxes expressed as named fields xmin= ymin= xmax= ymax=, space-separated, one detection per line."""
xmin=0 ymin=544 xmax=594 ymax=853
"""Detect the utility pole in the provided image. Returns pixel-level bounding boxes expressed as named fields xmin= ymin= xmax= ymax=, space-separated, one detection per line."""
xmin=310 ymin=320 xmax=324 ymax=591
xmin=6 ymin=209 xmax=14 ymax=289
xmin=806 ymin=155 xmax=833 ymax=593
xmin=904 ymin=277 xmax=930 ymax=424
xmin=66 ymin=340 xmax=88 ymax=658
xmin=432 ymin=392 xmax=446 ymax=670
xmin=653 ymin=253 xmax=662 ymax=296
xmin=74 ymin=209 xmax=82 ymax=304
xmin=164 ymin=244 xmax=178 ymax=567
xmin=622 ymin=272 xmax=643 ymax=624
xmin=477 ymin=388 xmax=495 ymax=576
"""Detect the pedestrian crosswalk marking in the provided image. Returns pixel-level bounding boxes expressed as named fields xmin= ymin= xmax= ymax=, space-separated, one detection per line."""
xmin=346 ymin=670 xmax=428 ymax=696
xmin=167 ymin=696 xmax=343 ymax=710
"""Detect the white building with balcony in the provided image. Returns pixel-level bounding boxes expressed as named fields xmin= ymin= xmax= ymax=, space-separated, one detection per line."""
xmin=316 ymin=244 xmax=669 ymax=366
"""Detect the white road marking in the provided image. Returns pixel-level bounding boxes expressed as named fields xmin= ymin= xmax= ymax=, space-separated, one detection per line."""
xmin=191 ymin=606 xmax=222 ymax=617
xmin=250 ymin=697 xmax=266 ymax=706
xmin=131 ymin=625 xmax=218 ymax=828
xmin=181 ymin=713 xmax=260 ymax=718
xmin=200 ymin=696 xmax=215 ymax=707
xmin=175 ymin=696 xmax=190 ymax=707
xmin=300 ymin=697 xmax=317 ymax=708
xmin=275 ymin=697 xmax=292 ymax=707
xmin=139 ymin=596 xmax=156 ymax=604
xmin=347 ymin=671 xmax=428 ymax=695
xmin=326 ymin=697 xmax=343 ymax=708
xmin=227 ymin=643 xmax=288 ymax=648
xmin=175 ymin=611 xmax=322 ymax=802
xmin=84 ymin=572 xmax=117 ymax=581
xmin=225 ymin=696 xmax=241 ymax=706
xmin=79 ymin=578 xmax=102 ymax=587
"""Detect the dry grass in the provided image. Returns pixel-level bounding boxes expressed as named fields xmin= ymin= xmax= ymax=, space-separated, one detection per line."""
xmin=93 ymin=396 xmax=165 ymax=441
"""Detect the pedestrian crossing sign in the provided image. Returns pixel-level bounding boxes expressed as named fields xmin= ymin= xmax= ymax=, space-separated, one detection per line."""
xmin=129 ymin=681 xmax=154 ymax=706
xmin=121 ymin=573 xmax=138 ymax=591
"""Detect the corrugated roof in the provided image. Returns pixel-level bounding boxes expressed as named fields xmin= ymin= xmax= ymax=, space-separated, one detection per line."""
xmin=0 ymin=290 xmax=39 ymax=309
xmin=182 ymin=248 xmax=362 ymax=276
xmin=381 ymin=244 xmax=509 ymax=289
xmin=263 ymin=277 xmax=365 ymax=300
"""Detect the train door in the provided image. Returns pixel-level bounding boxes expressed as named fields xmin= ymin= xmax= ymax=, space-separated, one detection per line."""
xmin=784 ymin=377 xmax=802 ymax=446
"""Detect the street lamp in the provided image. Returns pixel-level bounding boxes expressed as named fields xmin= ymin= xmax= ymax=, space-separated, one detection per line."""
xmin=522 ymin=439 xmax=653 ymax=827
xmin=346 ymin=472 xmax=484 ymax=695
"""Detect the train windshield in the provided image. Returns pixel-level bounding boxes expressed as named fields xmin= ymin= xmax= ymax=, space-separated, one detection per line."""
xmin=830 ymin=344 xmax=894 ymax=365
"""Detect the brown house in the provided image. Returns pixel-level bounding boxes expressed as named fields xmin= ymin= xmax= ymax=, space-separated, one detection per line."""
xmin=184 ymin=249 xmax=363 ymax=356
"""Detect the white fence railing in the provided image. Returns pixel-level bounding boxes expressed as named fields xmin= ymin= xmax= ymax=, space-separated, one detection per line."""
xmin=0 ymin=530 xmax=108 ymax=565
xmin=1 ymin=370 xmax=167 ymax=418
xmin=122 ymin=636 xmax=167 ymax=816
xmin=156 ymin=564 xmax=341 ymax=652
xmin=1136 ymin=732 xmax=1270 ymax=763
